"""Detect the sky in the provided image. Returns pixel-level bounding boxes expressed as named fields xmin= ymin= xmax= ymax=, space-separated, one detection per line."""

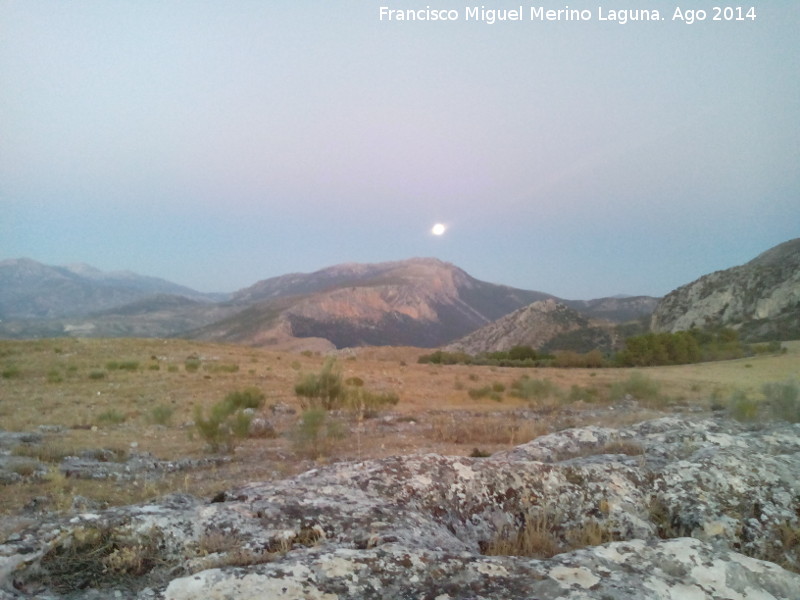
xmin=1 ymin=1 xmax=798 ymax=300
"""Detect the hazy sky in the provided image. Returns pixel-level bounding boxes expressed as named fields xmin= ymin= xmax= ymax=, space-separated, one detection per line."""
xmin=2 ymin=1 xmax=798 ymax=299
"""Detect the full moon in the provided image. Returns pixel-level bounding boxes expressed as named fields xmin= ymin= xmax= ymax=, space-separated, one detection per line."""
xmin=432 ymin=223 xmax=446 ymax=236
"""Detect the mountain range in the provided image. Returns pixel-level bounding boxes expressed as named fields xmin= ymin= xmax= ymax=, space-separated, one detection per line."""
xmin=0 ymin=257 xmax=655 ymax=350
xmin=1 ymin=238 xmax=796 ymax=350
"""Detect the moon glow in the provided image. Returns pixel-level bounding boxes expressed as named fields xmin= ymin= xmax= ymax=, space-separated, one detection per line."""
xmin=432 ymin=223 xmax=446 ymax=236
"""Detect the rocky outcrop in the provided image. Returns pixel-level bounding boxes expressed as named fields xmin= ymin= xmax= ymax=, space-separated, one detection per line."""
xmin=445 ymin=298 xmax=602 ymax=353
xmin=651 ymin=238 xmax=800 ymax=341
xmin=2 ymin=416 xmax=799 ymax=599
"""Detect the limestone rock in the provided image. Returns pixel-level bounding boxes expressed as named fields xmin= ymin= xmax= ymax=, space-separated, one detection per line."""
xmin=2 ymin=417 xmax=799 ymax=599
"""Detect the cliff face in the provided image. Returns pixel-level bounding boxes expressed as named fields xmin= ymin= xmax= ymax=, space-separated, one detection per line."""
xmin=650 ymin=239 xmax=800 ymax=341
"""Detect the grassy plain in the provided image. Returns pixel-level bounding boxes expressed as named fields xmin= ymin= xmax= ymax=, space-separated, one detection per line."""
xmin=1 ymin=337 xmax=797 ymax=519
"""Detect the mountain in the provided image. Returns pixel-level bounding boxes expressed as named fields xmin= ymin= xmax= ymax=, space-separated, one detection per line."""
xmin=0 ymin=258 xmax=223 ymax=320
xmin=0 ymin=256 xmax=663 ymax=349
xmin=562 ymin=296 xmax=660 ymax=323
xmin=650 ymin=238 xmax=800 ymax=341
xmin=444 ymin=298 xmax=619 ymax=354
xmin=190 ymin=258 xmax=555 ymax=349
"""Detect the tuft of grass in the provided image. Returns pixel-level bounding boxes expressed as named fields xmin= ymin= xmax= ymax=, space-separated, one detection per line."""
xmin=484 ymin=506 xmax=619 ymax=558
xmin=97 ymin=409 xmax=126 ymax=425
xmin=2 ymin=365 xmax=21 ymax=379
xmin=31 ymin=524 xmax=166 ymax=593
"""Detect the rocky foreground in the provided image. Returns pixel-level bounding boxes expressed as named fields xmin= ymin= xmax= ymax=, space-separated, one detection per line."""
xmin=2 ymin=416 xmax=799 ymax=599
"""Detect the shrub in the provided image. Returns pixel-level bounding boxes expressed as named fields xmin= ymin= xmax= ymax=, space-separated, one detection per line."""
xmin=223 ymin=387 xmax=265 ymax=411
xmin=106 ymin=361 xmax=139 ymax=371
xmin=763 ymin=380 xmax=800 ymax=423
xmin=292 ymin=409 xmax=345 ymax=459
xmin=345 ymin=388 xmax=399 ymax=418
xmin=609 ymin=373 xmax=662 ymax=407
xmin=193 ymin=387 xmax=265 ymax=452
xmin=567 ymin=384 xmax=601 ymax=404
xmin=97 ymin=409 xmax=126 ymax=425
xmin=510 ymin=377 xmax=557 ymax=401
xmin=294 ymin=358 xmax=344 ymax=410
xmin=468 ymin=385 xmax=493 ymax=400
xmin=88 ymin=370 xmax=106 ymax=380
xmin=184 ymin=357 xmax=201 ymax=372
xmin=728 ymin=390 xmax=760 ymax=422
xmin=294 ymin=360 xmax=397 ymax=417
xmin=150 ymin=404 xmax=174 ymax=426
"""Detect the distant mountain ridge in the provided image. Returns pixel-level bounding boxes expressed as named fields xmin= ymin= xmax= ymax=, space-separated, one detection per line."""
xmin=650 ymin=238 xmax=800 ymax=341
xmin=0 ymin=258 xmax=224 ymax=320
xmin=0 ymin=256 xmax=659 ymax=349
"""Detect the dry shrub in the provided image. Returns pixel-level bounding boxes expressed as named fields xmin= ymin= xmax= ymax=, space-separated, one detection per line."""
xmin=429 ymin=414 xmax=545 ymax=446
xmin=483 ymin=508 xmax=617 ymax=558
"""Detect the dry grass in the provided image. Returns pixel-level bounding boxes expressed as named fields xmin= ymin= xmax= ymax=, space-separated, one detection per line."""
xmin=483 ymin=507 xmax=618 ymax=558
xmin=429 ymin=413 xmax=547 ymax=446
xmin=1 ymin=337 xmax=797 ymax=518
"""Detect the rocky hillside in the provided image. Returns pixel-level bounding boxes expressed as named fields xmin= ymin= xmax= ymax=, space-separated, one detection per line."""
xmin=651 ymin=238 xmax=800 ymax=341
xmin=445 ymin=299 xmax=593 ymax=353
xmin=3 ymin=416 xmax=799 ymax=599
xmin=191 ymin=258 xmax=555 ymax=348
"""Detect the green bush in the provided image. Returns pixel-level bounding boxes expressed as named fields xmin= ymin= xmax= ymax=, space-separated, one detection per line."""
xmin=294 ymin=358 xmax=344 ymax=410
xmin=468 ymin=385 xmax=493 ymax=399
xmin=292 ymin=409 xmax=345 ymax=459
xmin=106 ymin=361 xmax=139 ymax=371
xmin=728 ymin=390 xmax=760 ymax=422
xmin=609 ymin=373 xmax=662 ymax=406
xmin=346 ymin=388 xmax=399 ymax=418
xmin=763 ymin=380 xmax=799 ymax=423
xmin=567 ymin=384 xmax=601 ymax=403
xmin=510 ymin=377 xmax=557 ymax=401
xmin=97 ymin=409 xmax=126 ymax=425
xmin=223 ymin=387 xmax=265 ymax=411
xmin=184 ymin=357 xmax=201 ymax=372
xmin=193 ymin=387 xmax=264 ymax=452
xmin=150 ymin=404 xmax=174 ymax=426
